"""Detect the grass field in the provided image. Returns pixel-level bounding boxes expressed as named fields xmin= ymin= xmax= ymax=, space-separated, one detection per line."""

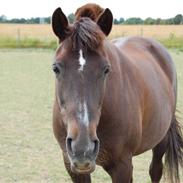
xmin=0 ymin=24 xmax=183 ymax=49
xmin=0 ymin=49 xmax=182 ymax=183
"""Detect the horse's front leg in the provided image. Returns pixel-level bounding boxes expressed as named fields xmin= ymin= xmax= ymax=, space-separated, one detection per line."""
xmin=63 ymin=155 xmax=91 ymax=183
xmin=104 ymin=155 xmax=133 ymax=183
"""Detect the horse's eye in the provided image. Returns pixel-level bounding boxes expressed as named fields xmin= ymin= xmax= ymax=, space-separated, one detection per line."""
xmin=103 ymin=64 xmax=110 ymax=75
xmin=52 ymin=63 xmax=60 ymax=75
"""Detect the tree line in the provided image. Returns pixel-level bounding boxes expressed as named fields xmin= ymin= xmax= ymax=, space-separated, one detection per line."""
xmin=114 ymin=14 xmax=183 ymax=25
xmin=0 ymin=14 xmax=182 ymax=25
xmin=0 ymin=15 xmax=51 ymax=24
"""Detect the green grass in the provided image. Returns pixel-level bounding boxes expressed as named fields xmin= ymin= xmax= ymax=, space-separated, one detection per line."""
xmin=0 ymin=37 xmax=182 ymax=50
xmin=0 ymin=34 xmax=183 ymax=50
xmin=0 ymin=49 xmax=182 ymax=183
xmin=159 ymin=34 xmax=183 ymax=50
xmin=0 ymin=37 xmax=57 ymax=49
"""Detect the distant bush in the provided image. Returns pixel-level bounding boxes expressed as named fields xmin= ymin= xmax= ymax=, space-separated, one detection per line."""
xmin=125 ymin=17 xmax=143 ymax=25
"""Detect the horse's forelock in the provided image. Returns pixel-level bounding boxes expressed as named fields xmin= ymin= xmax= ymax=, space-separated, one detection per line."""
xmin=71 ymin=18 xmax=105 ymax=51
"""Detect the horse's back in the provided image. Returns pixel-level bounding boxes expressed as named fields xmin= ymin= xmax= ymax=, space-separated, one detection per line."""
xmin=112 ymin=36 xmax=177 ymax=154
xmin=113 ymin=36 xmax=177 ymax=103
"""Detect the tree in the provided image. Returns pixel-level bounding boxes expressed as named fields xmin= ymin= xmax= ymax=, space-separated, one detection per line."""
xmin=144 ymin=17 xmax=155 ymax=25
xmin=155 ymin=18 xmax=161 ymax=25
xmin=0 ymin=15 xmax=7 ymax=23
xmin=113 ymin=17 xmax=124 ymax=25
xmin=113 ymin=18 xmax=119 ymax=24
xmin=119 ymin=17 xmax=125 ymax=24
xmin=9 ymin=18 xmax=25 ymax=23
xmin=125 ymin=17 xmax=143 ymax=24
xmin=68 ymin=13 xmax=75 ymax=23
xmin=165 ymin=18 xmax=174 ymax=25
xmin=44 ymin=17 xmax=51 ymax=24
xmin=173 ymin=14 xmax=183 ymax=24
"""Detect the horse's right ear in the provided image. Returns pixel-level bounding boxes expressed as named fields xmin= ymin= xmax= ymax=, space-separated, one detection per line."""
xmin=52 ymin=8 xmax=71 ymax=41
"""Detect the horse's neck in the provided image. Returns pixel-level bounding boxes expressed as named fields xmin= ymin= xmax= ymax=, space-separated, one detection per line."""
xmin=104 ymin=40 xmax=141 ymax=97
xmin=104 ymin=40 xmax=133 ymax=74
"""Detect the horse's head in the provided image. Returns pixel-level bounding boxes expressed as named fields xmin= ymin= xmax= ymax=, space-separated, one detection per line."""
xmin=52 ymin=7 xmax=113 ymax=174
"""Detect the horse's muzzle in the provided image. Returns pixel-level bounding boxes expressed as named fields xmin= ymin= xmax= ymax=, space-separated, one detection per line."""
xmin=66 ymin=137 xmax=99 ymax=174
xmin=71 ymin=158 xmax=96 ymax=174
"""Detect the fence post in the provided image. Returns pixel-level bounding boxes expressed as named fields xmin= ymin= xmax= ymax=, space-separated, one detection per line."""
xmin=140 ymin=28 xmax=143 ymax=37
xmin=16 ymin=28 xmax=20 ymax=48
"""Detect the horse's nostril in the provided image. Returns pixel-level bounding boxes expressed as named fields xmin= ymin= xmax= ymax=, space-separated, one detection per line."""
xmin=66 ymin=137 xmax=73 ymax=155
xmin=93 ymin=139 xmax=100 ymax=155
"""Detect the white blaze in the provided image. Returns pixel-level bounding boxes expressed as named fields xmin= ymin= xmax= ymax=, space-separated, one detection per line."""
xmin=78 ymin=50 xmax=86 ymax=71
xmin=78 ymin=101 xmax=89 ymax=127
xmin=83 ymin=102 xmax=89 ymax=126
xmin=77 ymin=50 xmax=88 ymax=126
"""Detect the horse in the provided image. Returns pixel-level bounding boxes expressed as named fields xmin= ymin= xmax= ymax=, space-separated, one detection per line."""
xmin=51 ymin=6 xmax=183 ymax=183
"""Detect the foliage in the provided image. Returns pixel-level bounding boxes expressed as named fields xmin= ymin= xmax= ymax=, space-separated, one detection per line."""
xmin=174 ymin=14 xmax=183 ymax=24
xmin=125 ymin=17 xmax=143 ymax=24
xmin=113 ymin=14 xmax=183 ymax=25
xmin=0 ymin=15 xmax=7 ymax=22
xmin=165 ymin=18 xmax=174 ymax=25
xmin=68 ymin=13 xmax=75 ymax=23
xmin=0 ymin=16 xmax=51 ymax=24
xmin=144 ymin=17 xmax=156 ymax=25
xmin=0 ymin=13 xmax=183 ymax=25
xmin=113 ymin=17 xmax=125 ymax=25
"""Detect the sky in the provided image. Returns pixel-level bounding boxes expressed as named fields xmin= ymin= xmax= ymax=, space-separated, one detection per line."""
xmin=0 ymin=0 xmax=182 ymax=19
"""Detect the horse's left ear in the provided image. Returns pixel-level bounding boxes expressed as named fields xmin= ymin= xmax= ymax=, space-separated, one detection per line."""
xmin=52 ymin=7 xmax=72 ymax=41
xmin=97 ymin=8 xmax=113 ymax=36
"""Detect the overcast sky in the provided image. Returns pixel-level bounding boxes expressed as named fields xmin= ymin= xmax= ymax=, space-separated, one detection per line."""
xmin=0 ymin=0 xmax=182 ymax=19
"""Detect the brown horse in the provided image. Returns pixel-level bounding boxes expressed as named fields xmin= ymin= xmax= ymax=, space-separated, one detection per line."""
xmin=51 ymin=6 xmax=183 ymax=183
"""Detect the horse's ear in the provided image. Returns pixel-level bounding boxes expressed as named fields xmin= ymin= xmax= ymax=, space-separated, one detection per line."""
xmin=97 ymin=8 xmax=113 ymax=36
xmin=52 ymin=7 xmax=71 ymax=41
